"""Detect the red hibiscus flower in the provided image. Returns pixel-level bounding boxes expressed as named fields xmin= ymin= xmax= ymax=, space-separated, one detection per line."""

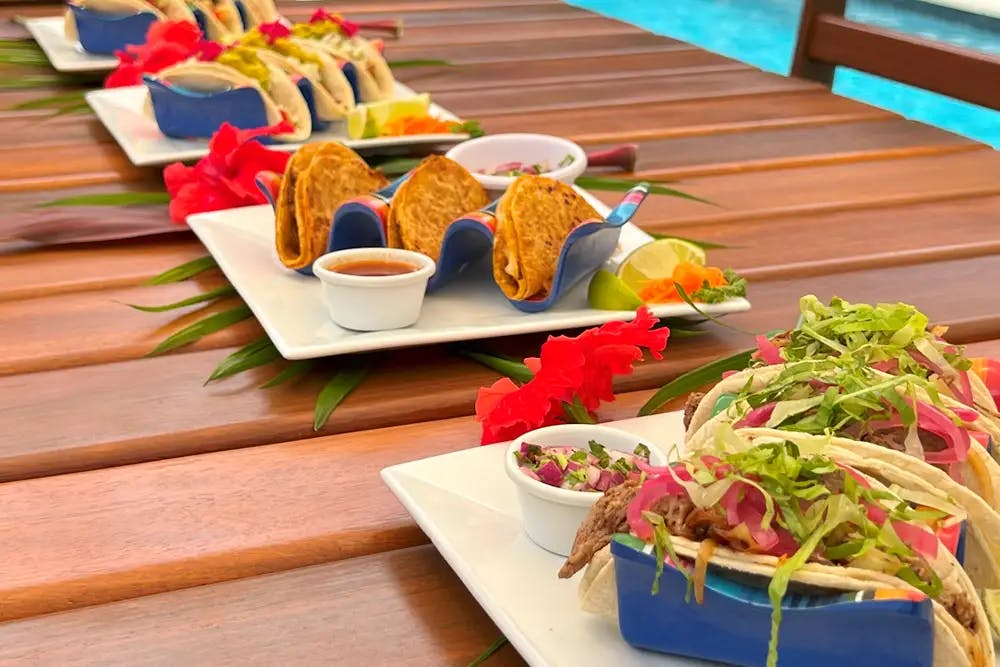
xmin=104 ymin=20 xmax=221 ymax=88
xmin=163 ymin=119 xmax=293 ymax=224
xmin=475 ymin=308 xmax=670 ymax=444
xmin=309 ymin=8 xmax=360 ymax=37
xmin=257 ymin=21 xmax=292 ymax=42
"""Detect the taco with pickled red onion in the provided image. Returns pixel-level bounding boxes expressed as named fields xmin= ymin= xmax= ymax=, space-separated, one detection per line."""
xmin=240 ymin=25 xmax=356 ymax=121
xmin=741 ymin=296 xmax=1000 ymax=441
xmin=291 ymin=14 xmax=395 ymax=102
xmin=147 ymin=44 xmax=312 ymax=142
xmin=386 ymin=156 xmax=488 ymax=261
xmin=491 ymin=175 xmax=601 ymax=301
xmin=564 ymin=428 xmax=994 ymax=667
xmin=274 ymin=142 xmax=389 ymax=270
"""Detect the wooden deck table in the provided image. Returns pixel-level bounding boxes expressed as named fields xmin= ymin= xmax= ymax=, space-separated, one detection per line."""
xmin=1 ymin=0 xmax=999 ymax=664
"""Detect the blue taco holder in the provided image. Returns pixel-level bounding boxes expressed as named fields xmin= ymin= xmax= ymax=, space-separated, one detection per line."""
xmin=234 ymin=0 xmax=250 ymax=29
xmin=341 ymin=62 xmax=362 ymax=105
xmin=610 ymin=536 xmax=934 ymax=667
xmin=255 ymin=171 xmax=651 ymax=311
xmin=69 ymin=4 xmax=157 ymax=55
xmin=144 ymin=75 xmax=324 ymax=140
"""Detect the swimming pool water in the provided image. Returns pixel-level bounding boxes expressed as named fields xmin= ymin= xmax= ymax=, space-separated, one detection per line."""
xmin=568 ymin=0 xmax=1000 ymax=147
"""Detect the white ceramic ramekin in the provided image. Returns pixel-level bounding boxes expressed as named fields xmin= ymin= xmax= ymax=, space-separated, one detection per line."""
xmin=445 ymin=133 xmax=587 ymax=192
xmin=504 ymin=423 xmax=667 ymax=557
xmin=312 ymin=248 xmax=435 ymax=331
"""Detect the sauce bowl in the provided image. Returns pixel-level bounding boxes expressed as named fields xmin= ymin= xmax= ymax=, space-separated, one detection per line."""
xmin=504 ymin=424 xmax=667 ymax=557
xmin=313 ymin=248 xmax=435 ymax=331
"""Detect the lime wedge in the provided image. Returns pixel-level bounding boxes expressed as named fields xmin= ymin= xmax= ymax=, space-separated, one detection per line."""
xmin=616 ymin=238 xmax=707 ymax=291
xmin=588 ymin=269 xmax=644 ymax=311
xmin=984 ymin=589 xmax=1000 ymax=641
xmin=346 ymin=106 xmax=371 ymax=140
xmin=364 ymin=93 xmax=431 ymax=130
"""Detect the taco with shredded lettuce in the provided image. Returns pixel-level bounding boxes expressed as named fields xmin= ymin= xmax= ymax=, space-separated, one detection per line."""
xmin=146 ymin=44 xmax=313 ymax=142
xmin=291 ymin=12 xmax=395 ymax=102
xmin=274 ymin=142 xmax=388 ymax=270
xmin=385 ymin=156 xmax=488 ymax=261
xmin=491 ymin=174 xmax=601 ymax=301
xmin=565 ymin=427 xmax=994 ymax=667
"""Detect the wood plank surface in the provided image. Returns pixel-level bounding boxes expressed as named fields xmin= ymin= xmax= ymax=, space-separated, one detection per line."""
xmin=2 ymin=330 xmax=999 ymax=623
xmin=0 ymin=546 xmax=523 ymax=667
xmin=1 ymin=0 xmax=998 ymax=663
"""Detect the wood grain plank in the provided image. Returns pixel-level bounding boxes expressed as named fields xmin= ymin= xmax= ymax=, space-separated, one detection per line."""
xmin=0 ymin=143 xmax=156 ymax=190
xmin=3 ymin=255 xmax=1000 ymax=482
xmin=385 ymin=16 xmax=647 ymax=47
xmin=0 ymin=279 xmax=263 ymax=375
xmin=0 ymin=236 xmax=203 ymax=301
xmin=586 ymin=117 xmax=978 ymax=180
xmin=0 ymin=546 xmax=524 ymax=667
xmin=2 ymin=329 xmax=999 ymax=622
xmin=434 ymin=69 xmax=823 ymax=117
xmin=385 ymin=31 xmax=686 ymax=63
xmin=590 ymin=148 xmax=1000 ymax=229
xmin=393 ymin=49 xmax=744 ymax=92
xmin=283 ymin=0 xmax=588 ymax=25
xmin=480 ymin=90 xmax=895 ymax=141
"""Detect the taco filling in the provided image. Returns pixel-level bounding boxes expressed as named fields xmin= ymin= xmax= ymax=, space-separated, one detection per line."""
xmin=562 ymin=436 xmax=977 ymax=666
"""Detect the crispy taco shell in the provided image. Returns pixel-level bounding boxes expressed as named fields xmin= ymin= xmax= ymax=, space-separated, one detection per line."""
xmin=491 ymin=175 xmax=600 ymax=301
xmin=386 ymin=156 xmax=488 ymax=261
xmin=274 ymin=143 xmax=388 ymax=270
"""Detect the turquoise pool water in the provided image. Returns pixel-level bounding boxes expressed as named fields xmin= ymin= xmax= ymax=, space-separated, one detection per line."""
xmin=568 ymin=0 xmax=1000 ymax=147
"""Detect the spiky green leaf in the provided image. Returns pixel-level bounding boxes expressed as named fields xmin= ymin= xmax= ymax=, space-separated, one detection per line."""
xmin=467 ymin=636 xmax=509 ymax=667
xmin=146 ymin=255 xmax=219 ymax=285
xmin=126 ymin=284 xmax=235 ymax=312
xmin=457 ymin=349 xmax=534 ymax=383
xmin=574 ymin=176 xmax=714 ymax=205
xmin=638 ymin=349 xmax=754 ymax=416
xmin=260 ymin=359 xmax=315 ymax=388
xmin=206 ymin=335 xmax=281 ymax=383
xmin=37 ymin=192 xmax=170 ymax=208
xmin=147 ymin=304 xmax=253 ymax=357
xmin=313 ymin=360 xmax=370 ymax=430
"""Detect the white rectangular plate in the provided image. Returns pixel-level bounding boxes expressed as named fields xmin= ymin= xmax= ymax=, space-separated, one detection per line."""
xmin=381 ymin=411 xmax=698 ymax=667
xmin=188 ymin=189 xmax=750 ymax=360
xmin=25 ymin=16 xmax=119 ymax=72
xmin=86 ymin=81 xmax=467 ymax=166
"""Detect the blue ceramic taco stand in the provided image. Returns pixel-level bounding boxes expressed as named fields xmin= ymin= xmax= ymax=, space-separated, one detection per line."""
xmin=69 ymin=4 xmax=157 ymax=55
xmin=610 ymin=536 xmax=934 ymax=667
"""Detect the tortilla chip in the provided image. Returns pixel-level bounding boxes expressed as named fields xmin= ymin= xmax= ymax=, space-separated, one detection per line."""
xmin=386 ymin=156 xmax=488 ymax=261
xmin=274 ymin=143 xmax=388 ymax=269
xmin=492 ymin=175 xmax=600 ymax=301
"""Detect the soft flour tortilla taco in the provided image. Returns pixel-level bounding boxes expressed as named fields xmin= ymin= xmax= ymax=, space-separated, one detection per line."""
xmin=188 ymin=0 xmax=243 ymax=40
xmin=683 ymin=361 xmax=1000 ymax=516
xmin=491 ymin=175 xmax=601 ymax=301
xmin=150 ymin=46 xmax=312 ymax=142
xmin=274 ymin=143 xmax=389 ymax=270
xmin=240 ymin=29 xmax=356 ymax=121
xmin=385 ymin=156 xmax=488 ymax=261
xmin=563 ymin=429 xmax=993 ymax=667
xmin=751 ymin=296 xmax=1000 ymax=441
xmin=291 ymin=17 xmax=395 ymax=103
xmin=236 ymin=0 xmax=279 ymax=27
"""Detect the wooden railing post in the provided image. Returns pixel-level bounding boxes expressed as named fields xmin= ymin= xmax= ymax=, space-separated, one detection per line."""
xmin=791 ymin=0 xmax=847 ymax=85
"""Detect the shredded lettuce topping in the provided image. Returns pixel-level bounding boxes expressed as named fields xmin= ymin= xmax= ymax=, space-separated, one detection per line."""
xmin=691 ymin=269 xmax=747 ymax=304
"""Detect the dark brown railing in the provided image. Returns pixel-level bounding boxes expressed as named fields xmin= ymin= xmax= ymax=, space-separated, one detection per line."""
xmin=791 ymin=0 xmax=1000 ymax=110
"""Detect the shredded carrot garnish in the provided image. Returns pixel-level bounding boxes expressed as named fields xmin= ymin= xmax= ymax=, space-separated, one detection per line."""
xmin=381 ymin=115 xmax=459 ymax=136
xmin=637 ymin=261 xmax=727 ymax=304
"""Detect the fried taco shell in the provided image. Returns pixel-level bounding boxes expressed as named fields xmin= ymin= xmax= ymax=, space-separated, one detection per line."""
xmin=274 ymin=143 xmax=388 ymax=270
xmin=386 ymin=156 xmax=488 ymax=261
xmin=492 ymin=175 xmax=600 ymax=301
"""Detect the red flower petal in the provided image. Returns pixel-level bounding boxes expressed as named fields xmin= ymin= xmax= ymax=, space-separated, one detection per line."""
xmin=258 ymin=21 xmax=292 ymax=42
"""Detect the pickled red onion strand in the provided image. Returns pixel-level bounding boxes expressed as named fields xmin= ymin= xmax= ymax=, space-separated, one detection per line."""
xmin=735 ymin=403 xmax=776 ymax=428
xmin=892 ymin=519 xmax=939 ymax=559
xmin=755 ymin=334 xmax=784 ymax=365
